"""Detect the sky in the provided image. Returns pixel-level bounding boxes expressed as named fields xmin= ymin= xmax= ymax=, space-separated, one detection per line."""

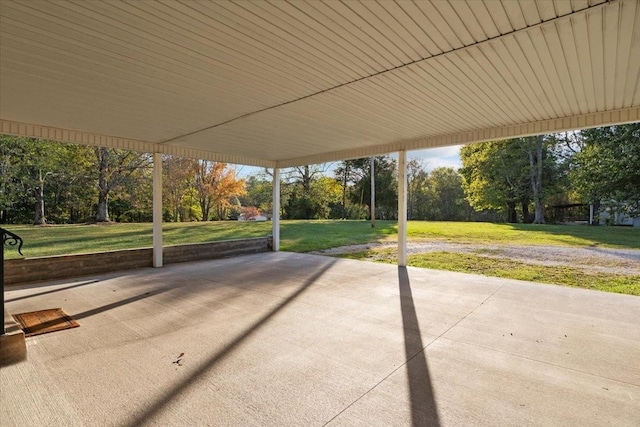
xmin=405 ymin=144 xmax=463 ymax=172
xmin=234 ymin=144 xmax=464 ymax=178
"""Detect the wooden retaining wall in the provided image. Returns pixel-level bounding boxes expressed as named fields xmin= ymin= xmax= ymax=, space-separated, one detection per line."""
xmin=4 ymin=236 xmax=272 ymax=286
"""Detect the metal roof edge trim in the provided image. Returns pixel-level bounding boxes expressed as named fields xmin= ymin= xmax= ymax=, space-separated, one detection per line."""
xmin=275 ymin=106 xmax=640 ymax=168
xmin=0 ymin=120 xmax=276 ymax=168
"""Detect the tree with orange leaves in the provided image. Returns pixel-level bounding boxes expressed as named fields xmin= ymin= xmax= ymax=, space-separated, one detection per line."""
xmin=192 ymin=160 xmax=246 ymax=221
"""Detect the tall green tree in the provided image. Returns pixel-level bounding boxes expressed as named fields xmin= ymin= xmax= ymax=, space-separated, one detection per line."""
xmin=460 ymin=137 xmax=559 ymax=223
xmin=340 ymin=156 xmax=398 ymax=220
xmin=239 ymin=174 xmax=273 ymax=216
xmin=429 ymin=167 xmax=473 ymax=221
xmin=94 ymin=147 xmax=152 ymax=222
xmin=524 ymin=136 xmax=546 ymax=224
xmin=282 ymin=165 xmax=341 ymax=219
xmin=1 ymin=136 xmax=95 ymax=224
xmin=0 ymin=136 xmax=25 ymax=223
xmin=334 ymin=160 xmax=368 ymax=219
xmin=406 ymin=159 xmax=434 ymax=220
xmin=460 ymin=140 xmax=528 ymax=222
xmin=571 ymin=124 xmax=640 ymax=217
xmin=163 ymin=156 xmax=198 ymax=222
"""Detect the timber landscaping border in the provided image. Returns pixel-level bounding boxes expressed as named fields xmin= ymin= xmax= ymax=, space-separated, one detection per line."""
xmin=4 ymin=236 xmax=272 ymax=286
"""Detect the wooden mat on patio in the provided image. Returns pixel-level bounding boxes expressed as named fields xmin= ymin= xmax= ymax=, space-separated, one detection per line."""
xmin=12 ymin=308 xmax=79 ymax=337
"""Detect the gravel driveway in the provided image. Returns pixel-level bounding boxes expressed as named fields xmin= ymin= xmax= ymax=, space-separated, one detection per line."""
xmin=313 ymin=241 xmax=640 ymax=276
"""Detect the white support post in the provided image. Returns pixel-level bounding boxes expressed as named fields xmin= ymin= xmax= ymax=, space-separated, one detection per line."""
xmin=272 ymin=167 xmax=280 ymax=252
xmin=398 ymin=150 xmax=408 ymax=266
xmin=370 ymin=157 xmax=375 ymax=228
xmin=152 ymin=153 xmax=163 ymax=267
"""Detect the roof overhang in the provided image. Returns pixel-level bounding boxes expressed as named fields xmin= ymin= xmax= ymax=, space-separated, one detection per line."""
xmin=1 ymin=0 xmax=639 ymax=168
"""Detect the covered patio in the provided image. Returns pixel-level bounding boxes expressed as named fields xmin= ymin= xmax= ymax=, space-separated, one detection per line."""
xmin=2 ymin=1 xmax=640 ymax=425
xmin=2 ymin=252 xmax=639 ymax=426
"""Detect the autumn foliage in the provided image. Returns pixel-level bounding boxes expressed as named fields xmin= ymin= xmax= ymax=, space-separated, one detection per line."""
xmin=240 ymin=206 xmax=261 ymax=220
xmin=163 ymin=157 xmax=246 ymax=221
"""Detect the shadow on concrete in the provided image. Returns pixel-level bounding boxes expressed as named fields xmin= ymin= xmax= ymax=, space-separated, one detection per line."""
xmin=5 ymin=279 xmax=101 ymax=303
xmin=399 ymin=266 xmax=440 ymax=427
xmin=125 ymin=258 xmax=336 ymax=425
xmin=12 ymin=287 xmax=174 ymax=333
xmin=71 ymin=287 xmax=173 ymax=321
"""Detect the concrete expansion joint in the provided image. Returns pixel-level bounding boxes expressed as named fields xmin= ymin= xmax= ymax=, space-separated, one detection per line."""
xmin=455 ymin=339 xmax=640 ymax=389
xmin=435 ymin=284 xmax=504 ymax=344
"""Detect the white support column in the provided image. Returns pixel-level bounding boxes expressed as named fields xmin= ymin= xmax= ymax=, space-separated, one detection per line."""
xmin=152 ymin=153 xmax=163 ymax=267
xmin=272 ymin=167 xmax=280 ymax=251
xmin=398 ymin=150 xmax=408 ymax=266
xmin=370 ymin=157 xmax=375 ymax=228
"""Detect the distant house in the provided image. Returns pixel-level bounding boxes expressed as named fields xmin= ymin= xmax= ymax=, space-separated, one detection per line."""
xmin=238 ymin=206 xmax=268 ymax=222
xmin=596 ymin=201 xmax=639 ymax=227
xmin=238 ymin=214 xmax=267 ymax=222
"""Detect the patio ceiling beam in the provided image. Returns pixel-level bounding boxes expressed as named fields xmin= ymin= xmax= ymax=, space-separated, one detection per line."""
xmin=4 ymin=105 xmax=637 ymax=171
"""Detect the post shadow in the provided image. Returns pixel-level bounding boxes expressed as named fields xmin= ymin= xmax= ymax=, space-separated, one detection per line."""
xmin=398 ymin=266 xmax=441 ymax=427
xmin=5 ymin=279 xmax=102 ymax=303
xmin=125 ymin=259 xmax=336 ymax=426
xmin=11 ymin=287 xmax=174 ymax=334
xmin=70 ymin=287 xmax=173 ymax=321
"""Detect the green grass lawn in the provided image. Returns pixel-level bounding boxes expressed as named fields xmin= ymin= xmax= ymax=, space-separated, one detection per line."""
xmin=3 ymin=220 xmax=639 ymax=258
xmin=340 ymin=249 xmax=640 ymax=296
xmin=405 ymin=221 xmax=640 ymax=249
xmin=3 ymin=220 xmax=639 ymax=295
xmin=2 ymin=221 xmax=273 ymax=259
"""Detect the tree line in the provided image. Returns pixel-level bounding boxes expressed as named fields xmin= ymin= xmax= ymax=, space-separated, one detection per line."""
xmin=460 ymin=124 xmax=639 ymax=224
xmin=1 ymin=124 xmax=638 ymax=225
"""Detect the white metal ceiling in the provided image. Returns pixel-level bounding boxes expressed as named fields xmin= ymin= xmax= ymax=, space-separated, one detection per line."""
xmin=1 ymin=0 xmax=638 ymax=167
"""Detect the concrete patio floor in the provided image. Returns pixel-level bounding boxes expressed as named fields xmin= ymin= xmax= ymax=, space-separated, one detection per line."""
xmin=1 ymin=252 xmax=638 ymax=426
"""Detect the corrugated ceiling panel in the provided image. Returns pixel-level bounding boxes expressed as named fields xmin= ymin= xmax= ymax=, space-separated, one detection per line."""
xmin=544 ymin=22 xmax=582 ymax=116
xmin=449 ymin=1 xmax=488 ymax=43
xmin=623 ymin=3 xmax=640 ymax=107
xmin=616 ymin=0 xmax=638 ymax=108
xmin=430 ymin=1 xmax=477 ymax=46
xmin=465 ymin=1 xmax=501 ymax=39
xmin=536 ymin=1 xmax=559 ymax=21
xmin=217 ymin=1 xmax=367 ymax=81
xmin=571 ymin=0 xmax=592 ymax=11
xmin=268 ymin=1 xmax=378 ymax=76
xmin=502 ymin=1 xmax=530 ymax=30
xmin=484 ymin=1 xmax=515 ymax=34
xmin=413 ymin=1 xmax=464 ymax=50
xmin=603 ymin=0 xmax=620 ymax=111
xmin=305 ymin=1 xmax=398 ymax=69
xmin=376 ymin=1 xmax=435 ymax=57
xmin=554 ymin=0 xmax=575 ymax=16
xmin=587 ymin=6 xmax=606 ymax=110
xmin=348 ymin=1 xmax=422 ymax=62
xmin=483 ymin=37 xmax=553 ymax=119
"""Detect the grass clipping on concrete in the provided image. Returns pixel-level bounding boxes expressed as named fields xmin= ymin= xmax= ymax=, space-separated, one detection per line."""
xmin=339 ymin=248 xmax=640 ymax=296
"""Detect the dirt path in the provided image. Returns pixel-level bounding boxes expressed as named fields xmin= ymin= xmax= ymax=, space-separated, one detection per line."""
xmin=312 ymin=241 xmax=640 ymax=276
